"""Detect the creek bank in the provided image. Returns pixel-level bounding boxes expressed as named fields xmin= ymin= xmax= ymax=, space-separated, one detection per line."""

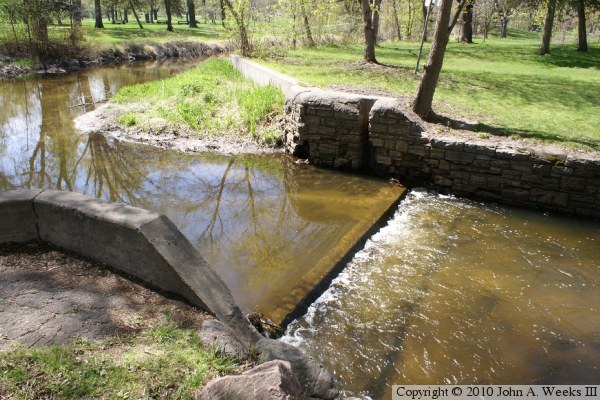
xmin=75 ymin=103 xmax=283 ymax=155
xmin=0 ymin=40 xmax=227 ymax=78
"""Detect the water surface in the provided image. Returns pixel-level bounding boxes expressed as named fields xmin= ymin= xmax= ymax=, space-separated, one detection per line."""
xmin=0 ymin=62 xmax=402 ymax=323
xmin=284 ymin=190 xmax=600 ymax=398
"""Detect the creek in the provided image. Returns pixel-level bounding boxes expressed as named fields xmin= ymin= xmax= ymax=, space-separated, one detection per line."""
xmin=1 ymin=60 xmax=598 ymax=398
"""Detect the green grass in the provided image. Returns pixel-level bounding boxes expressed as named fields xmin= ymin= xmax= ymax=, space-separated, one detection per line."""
xmin=112 ymin=57 xmax=285 ymax=145
xmin=82 ymin=18 xmax=224 ymax=46
xmin=261 ymin=29 xmax=600 ymax=150
xmin=0 ymin=320 xmax=237 ymax=399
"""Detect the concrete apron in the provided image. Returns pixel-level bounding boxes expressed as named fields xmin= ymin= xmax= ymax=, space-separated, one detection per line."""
xmin=0 ymin=189 xmax=260 ymax=347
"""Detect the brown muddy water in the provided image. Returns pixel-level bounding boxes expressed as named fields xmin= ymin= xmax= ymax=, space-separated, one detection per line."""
xmin=283 ymin=190 xmax=600 ymax=398
xmin=0 ymin=60 xmax=402 ymax=324
xmin=1 ymin=61 xmax=599 ymax=397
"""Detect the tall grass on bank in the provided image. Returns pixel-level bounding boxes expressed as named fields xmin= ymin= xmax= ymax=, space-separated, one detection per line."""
xmin=112 ymin=58 xmax=284 ymax=145
xmin=261 ymin=29 xmax=600 ymax=150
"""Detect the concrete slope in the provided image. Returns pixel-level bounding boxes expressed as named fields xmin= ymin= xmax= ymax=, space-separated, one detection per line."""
xmin=0 ymin=189 xmax=259 ymax=346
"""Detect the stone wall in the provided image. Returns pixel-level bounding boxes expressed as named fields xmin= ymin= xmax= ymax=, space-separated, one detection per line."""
xmin=229 ymin=57 xmax=600 ymax=218
xmin=284 ymin=87 xmax=378 ymax=169
xmin=285 ymin=89 xmax=600 ymax=218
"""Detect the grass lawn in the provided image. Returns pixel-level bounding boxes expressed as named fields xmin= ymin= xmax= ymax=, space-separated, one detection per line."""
xmin=112 ymin=58 xmax=284 ymax=145
xmin=82 ymin=18 xmax=225 ymax=46
xmin=0 ymin=317 xmax=237 ymax=399
xmin=261 ymin=29 xmax=600 ymax=150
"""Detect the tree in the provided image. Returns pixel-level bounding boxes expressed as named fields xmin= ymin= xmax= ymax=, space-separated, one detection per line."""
xmin=300 ymin=0 xmax=315 ymax=46
xmin=222 ymin=0 xmax=251 ymax=56
xmin=495 ymin=0 xmax=521 ymax=37
xmin=391 ymin=0 xmax=403 ymax=40
xmin=413 ymin=0 xmax=466 ymax=118
xmin=165 ymin=0 xmax=173 ymax=31
xmin=461 ymin=0 xmax=474 ymax=42
xmin=95 ymin=0 xmax=104 ymax=27
xmin=71 ymin=0 xmax=83 ymax=41
xmin=539 ymin=0 xmax=558 ymax=54
xmin=577 ymin=0 xmax=588 ymax=50
xmin=187 ymin=0 xmax=198 ymax=27
xmin=360 ymin=0 xmax=382 ymax=63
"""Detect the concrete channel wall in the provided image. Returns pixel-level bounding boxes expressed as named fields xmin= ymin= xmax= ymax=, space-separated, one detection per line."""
xmin=230 ymin=57 xmax=600 ymax=218
xmin=0 ymin=189 xmax=260 ymax=346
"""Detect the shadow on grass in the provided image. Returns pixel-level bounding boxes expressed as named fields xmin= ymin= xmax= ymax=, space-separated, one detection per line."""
xmin=432 ymin=114 xmax=600 ymax=150
xmin=533 ymin=46 xmax=600 ymax=69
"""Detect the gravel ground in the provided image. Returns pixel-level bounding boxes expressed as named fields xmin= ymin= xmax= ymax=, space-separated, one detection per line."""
xmin=0 ymin=241 xmax=209 ymax=350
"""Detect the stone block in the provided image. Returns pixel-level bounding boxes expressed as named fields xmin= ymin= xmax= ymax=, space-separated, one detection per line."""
xmin=408 ymin=145 xmax=429 ymax=157
xmin=197 ymin=360 xmax=302 ymax=400
xmin=370 ymin=138 xmax=384 ymax=147
xmin=0 ymin=189 xmax=42 ymax=243
xmin=510 ymin=161 xmax=533 ymax=172
xmin=255 ymin=338 xmax=338 ymax=400
xmin=431 ymin=138 xmax=464 ymax=151
xmin=551 ymin=166 xmax=574 ymax=177
xmin=560 ymin=176 xmax=586 ymax=192
xmin=445 ymin=150 xmax=475 ymax=164
xmin=434 ymin=175 xmax=453 ymax=187
xmin=376 ymin=154 xmax=392 ymax=165
xmin=496 ymin=147 xmax=530 ymax=160
xmin=395 ymin=141 xmax=409 ymax=152
xmin=470 ymin=174 xmax=487 ymax=186
xmin=530 ymin=189 xmax=569 ymax=207
xmin=198 ymin=319 xmax=248 ymax=360
xmin=464 ymin=140 xmax=497 ymax=155
xmin=502 ymin=188 xmax=531 ymax=202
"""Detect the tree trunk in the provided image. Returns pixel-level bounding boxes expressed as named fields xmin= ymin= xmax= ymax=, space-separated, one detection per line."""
xmin=372 ymin=0 xmax=382 ymax=45
xmin=72 ymin=0 xmax=83 ymax=41
xmin=392 ymin=0 xmax=402 ymax=40
xmin=406 ymin=0 xmax=413 ymax=38
xmin=460 ymin=1 xmax=473 ymax=43
xmin=129 ymin=0 xmax=144 ymax=28
xmin=95 ymin=0 xmax=104 ymax=28
xmin=422 ymin=2 xmax=427 ymax=39
xmin=540 ymin=0 xmax=557 ymax=55
xmin=222 ymin=0 xmax=251 ymax=56
xmin=300 ymin=0 xmax=315 ymax=46
xmin=220 ymin=0 xmax=226 ymax=27
xmin=577 ymin=0 xmax=588 ymax=51
xmin=361 ymin=0 xmax=377 ymax=63
xmin=500 ymin=16 xmax=508 ymax=38
xmin=123 ymin=9 xmax=128 ymax=22
xmin=412 ymin=0 xmax=454 ymax=119
xmin=187 ymin=0 xmax=198 ymax=27
xmin=165 ymin=0 xmax=173 ymax=31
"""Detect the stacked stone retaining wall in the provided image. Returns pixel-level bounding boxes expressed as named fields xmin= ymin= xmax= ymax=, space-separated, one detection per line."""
xmin=230 ymin=56 xmax=600 ymax=217
xmin=284 ymin=89 xmax=600 ymax=218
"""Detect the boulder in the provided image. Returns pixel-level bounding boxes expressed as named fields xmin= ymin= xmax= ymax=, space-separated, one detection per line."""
xmin=197 ymin=360 xmax=301 ymax=400
xmin=256 ymin=338 xmax=338 ymax=400
xmin=198 ymin=319 xmax=249 ymax=360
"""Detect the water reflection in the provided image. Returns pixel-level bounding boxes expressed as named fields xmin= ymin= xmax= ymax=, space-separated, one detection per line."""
xmin=283 ymin=190 xmax=600 ymax=398
xmin=0 ymin=64 xmax=402 ymax=323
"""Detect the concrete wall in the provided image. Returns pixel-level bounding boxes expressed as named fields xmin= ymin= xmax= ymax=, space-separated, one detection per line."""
xmin=0 ymin=189 xmax=259 ymax=346
xmin=231 ymin=55 xmax=299 ymax=96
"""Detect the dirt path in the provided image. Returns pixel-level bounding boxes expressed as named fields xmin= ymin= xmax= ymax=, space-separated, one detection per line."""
xmin=0 ymin=242 xmax=208 ymax=350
